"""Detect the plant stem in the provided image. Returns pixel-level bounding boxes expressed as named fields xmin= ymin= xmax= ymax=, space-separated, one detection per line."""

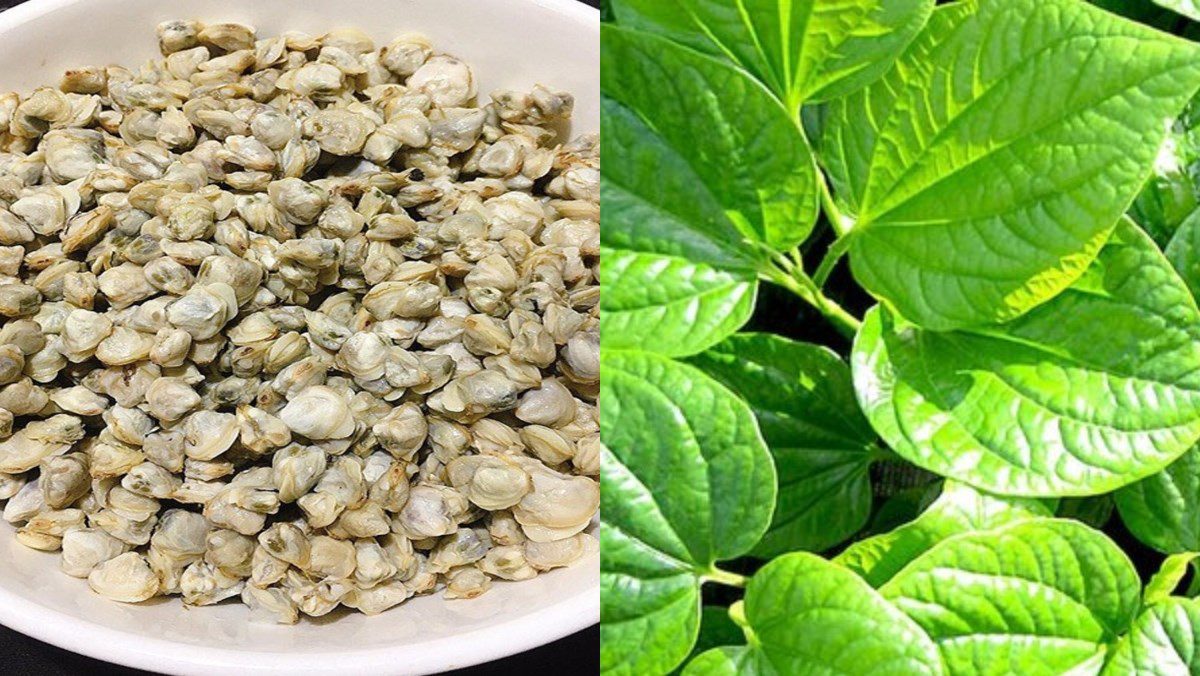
xmin=704 ymin=567 xmax=749 ymax=589
xmin=762 ymin=263 xmax=862 ymax=339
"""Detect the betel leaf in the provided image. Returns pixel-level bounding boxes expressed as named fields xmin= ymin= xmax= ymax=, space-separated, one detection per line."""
xmin=601 ymin=24 xmax=821 ymax=253
xmin=1103 ymin=597 xmax=1200 ymax=674
xmin=688 ymin=333 xmax=878 ymax=556
xmin=852 ymin=219 xmax=1200 ymax=496
xmin=881 ymin=519 xmax=1142 ymax=675
xmin=821 ymin=0 xmax=1200 ymax=329
xmin=601 ymin=249 xmax=755 ymax=359
xmin=836 ymin=482 xmax=1053 ymax=587
xmin=686 ymin=553 xmax=943 ymax=676
xmin=599 ymin=350 xmax=775 ymax=675
xmin=610 ymin=0 xmax=934 ymax=110
xmin=600 ymin=24 xmax=818 ymax=356
xmin=1115 ymin=446 xmax=1200 ymax=553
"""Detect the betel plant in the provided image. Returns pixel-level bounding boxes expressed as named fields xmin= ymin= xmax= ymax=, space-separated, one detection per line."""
xmin=600 ymin=0 xmax=1200 ymax=673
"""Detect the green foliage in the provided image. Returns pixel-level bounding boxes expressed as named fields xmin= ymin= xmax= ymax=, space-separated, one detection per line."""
xmin=836 ymin=482 xmax=1053 ymax=586
xmin=880 ymin=519 xmax=1142 ymax=674
xmin=610 ymin=0 xmax=934 ymax=110
xmin=854 ymin=220 xmax=1200 ymax=496
xmin=1104 ymin=597 xmax=1200 ymax=673
xmin=823 ymin=0 xmax=1200 ymax=329
xmin=689 ymin=334 xmax=877 ymax=556
xmin=600 ymin=351 xmax=774 ymax=674
xmin=599 ymin=0 xmax=1200 ymax=672
xmin=688 ymin=553 xmax=943 ymax=675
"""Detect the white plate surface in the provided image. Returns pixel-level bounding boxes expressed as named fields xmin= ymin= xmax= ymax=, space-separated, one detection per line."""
xmin=0 ymin=0 xmax=598 ymax=673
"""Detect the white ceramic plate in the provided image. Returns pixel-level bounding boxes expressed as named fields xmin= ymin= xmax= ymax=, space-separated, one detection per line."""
xmin=0 ymin=0 xmax=599 ymax=673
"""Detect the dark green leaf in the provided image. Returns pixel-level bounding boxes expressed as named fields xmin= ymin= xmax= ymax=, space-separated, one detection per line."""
xmin=689 ymin=333 xmax=877 ymax=555
xmin=823 ymin=0 xmax=1200 ymax=329
xmin=853 ymin=220 xmax=1200 ymax=496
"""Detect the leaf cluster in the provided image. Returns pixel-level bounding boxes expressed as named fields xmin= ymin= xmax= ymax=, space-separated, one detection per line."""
xmin=600 ymin=0 xmax=1200 ymax=673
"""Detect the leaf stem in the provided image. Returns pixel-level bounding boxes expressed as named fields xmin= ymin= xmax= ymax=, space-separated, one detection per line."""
xmin=818 ymin=172 xmax=854 ymax=238
xmin=762 ymin=262 xmax=862 ymax=339
xmin=813 ymin=233 xmax=852 ymax=288
xmin=704 ymin=567 xmax=749 ymax=589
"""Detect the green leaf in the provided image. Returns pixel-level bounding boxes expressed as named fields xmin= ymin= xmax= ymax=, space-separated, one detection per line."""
xmin=600 ymin=249 xmax=756 ymax=358
xmin=822 ymin=0 xmax=1200 ymax=329
xmin=1115 ymin=445 xmax=1200 ymax=553
xmin=853 ymin=220 xmax=1200 ymax=496
xmin=881 ymin=519 xmax=1142 ymax=675
xmin=1151 ymin=0 xmax=1200 ymax=21
xmin=601 ymin=24 xmax=819 ymax=257
xmin=600 ymin=350 xmax=775 ymax=675
xmin=688 ymin=553 xmax=944 ymax=675
xmin=1103 ymin=597 xmax=1200 ymax=674
xmin=689 ymin=333 xmax=877 ymax=555
xmin=610 ymin=0 xmax=934 ymax=110
xmin=1144 ymin=553 xmax=1199 ymax=604
xmin=1165 ymin=206 xmax=1200 ymax=299
xmin=837 ymin=482 xmax=1053 ymax=586
xmin=601 ymin=23 xmax=820 ymax=356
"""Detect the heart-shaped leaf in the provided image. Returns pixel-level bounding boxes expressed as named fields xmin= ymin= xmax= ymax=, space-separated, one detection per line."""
xmin=601 ymin=249 xmax=756 ymax=358
xmin=611 ymin=0 xmax=934 ymax=110
xmin=600 ymin=24 xmax=819 ymax=356
xmin=687 ymin=553 xmax=943 ymax=675
xmin=823 ymin=0 xmax=1200 ymax=329
xmin=837 ymin=482 xmax=1053 ymax=586
xmin=600 ymin=350 xmax=775 ymax=674
xmin=882 ymin=519 xmax=1141 ymax=675
xmin=689 ymin=333 xmax=879 ymax=555
xmin=853 ymin=220 xmax=1200 ymax=496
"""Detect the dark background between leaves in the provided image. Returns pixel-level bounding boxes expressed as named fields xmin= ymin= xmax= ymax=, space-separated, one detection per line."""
xmin=0 ymin=0 xmax=600 ymax=674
